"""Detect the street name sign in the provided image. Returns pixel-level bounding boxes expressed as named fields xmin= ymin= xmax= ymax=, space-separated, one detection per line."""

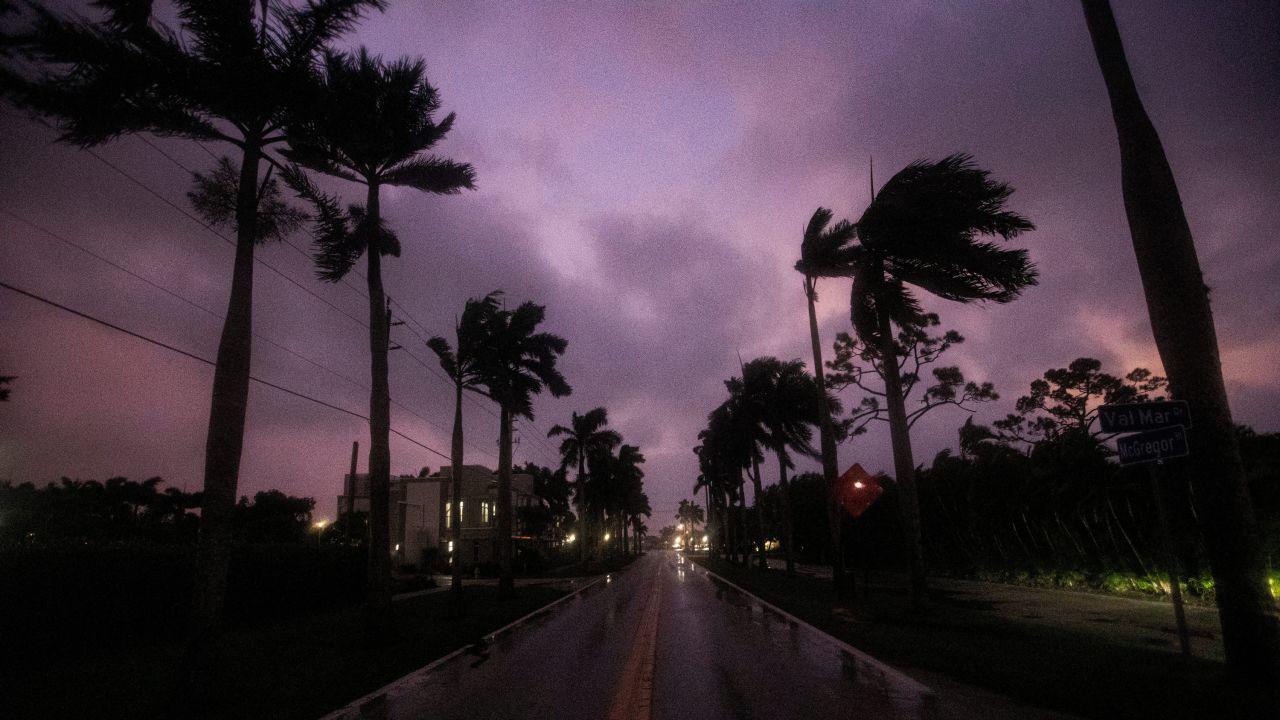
xmin=1098 ymin=400 xmax=1190 ymax=434
xmin=1116 ymin=425 xmax=1189 ymax=465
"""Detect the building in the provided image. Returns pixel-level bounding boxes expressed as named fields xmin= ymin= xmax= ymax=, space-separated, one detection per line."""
xmin=336 ymin=464 xmax=538 ymax=569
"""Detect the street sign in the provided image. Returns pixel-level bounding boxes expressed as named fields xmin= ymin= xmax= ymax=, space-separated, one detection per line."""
xmin=1098 ymin=400 xmax=1190 ymax=434
xmin=836 ymin=463 xmax=883 ymax=519
xmin=1116 ymin=425 xmax=1189 ymax=465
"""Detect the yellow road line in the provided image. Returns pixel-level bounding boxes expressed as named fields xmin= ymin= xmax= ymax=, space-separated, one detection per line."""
xmin=606 ymin=569 xmax=664 ymax=720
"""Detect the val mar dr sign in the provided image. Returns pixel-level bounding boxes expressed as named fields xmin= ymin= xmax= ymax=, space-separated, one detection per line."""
xmin=1097 ymin=400 xmax=1190 ymax=434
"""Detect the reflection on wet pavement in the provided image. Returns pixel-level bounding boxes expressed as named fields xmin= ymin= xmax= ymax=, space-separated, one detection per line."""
xmin=319 ymin=551 xmax=933 ymax=720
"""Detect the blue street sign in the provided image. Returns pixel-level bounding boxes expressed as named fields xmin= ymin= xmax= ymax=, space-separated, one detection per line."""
xmin=1116 ymin=425 xmax=1189 ymax=466
xmin=1098 ymin=401 xmax=1190 ymax=434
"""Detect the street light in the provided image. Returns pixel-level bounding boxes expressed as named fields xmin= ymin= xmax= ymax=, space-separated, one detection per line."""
xmin=603 ymin=532 xmax=611 ymax=542
xmin=311 ymin=518 xmax=329 ymax=550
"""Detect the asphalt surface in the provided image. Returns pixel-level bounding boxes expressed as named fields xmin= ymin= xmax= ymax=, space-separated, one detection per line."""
xmin=322 ymin=550 xmax=931 ymax=720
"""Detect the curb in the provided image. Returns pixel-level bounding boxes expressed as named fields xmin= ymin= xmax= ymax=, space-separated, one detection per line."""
xmin=698 ymin=563 xmax=938 ymax=719
xmin=317 ymin=576 xmax=606 ymax=720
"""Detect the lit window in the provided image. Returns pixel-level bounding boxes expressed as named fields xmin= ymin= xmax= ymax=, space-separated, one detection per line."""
xmin=448 ymin=541 xmax=454 ymax=553
xmin=445 ymin=502 xmax=451 ymax=528
xmin=482 ymin=501 xmax=491 ymax=524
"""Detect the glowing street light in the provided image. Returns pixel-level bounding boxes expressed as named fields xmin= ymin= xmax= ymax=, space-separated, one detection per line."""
xmin=565 ymin=533 xmax=577 ymax=544
xmin=603 ymin=532 xmax=612 ymax=542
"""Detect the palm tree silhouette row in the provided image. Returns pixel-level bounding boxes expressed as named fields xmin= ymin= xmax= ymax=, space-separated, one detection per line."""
xmin=549 ymin=408 xmax=621 ymax=563
xmin=1 ymin=0 xmax=387 ymax=655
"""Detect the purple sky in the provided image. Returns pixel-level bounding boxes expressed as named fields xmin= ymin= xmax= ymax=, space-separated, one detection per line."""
xmin=1 ymin=1 xmax=1278 ymax=526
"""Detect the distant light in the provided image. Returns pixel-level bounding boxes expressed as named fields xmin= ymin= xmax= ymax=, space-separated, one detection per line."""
xmin=853 ymin=481 xmax=865 ymax=489
xmin=677 ymin=523 xmax=685 ymax=531
xmin=394 ymin=543 xmax=401 ymax=552
xmin=566 ymin=533 xmax=577 ymax=544
xmin=312 ymin=519 xmax=330 ymax=530
xmin=448 ymin=541 xmax=454 ymax=553
xmin=701 ymin=534 xmax=709 ymax=543
xmin=603 ymin=532 xmax=611 ymax=542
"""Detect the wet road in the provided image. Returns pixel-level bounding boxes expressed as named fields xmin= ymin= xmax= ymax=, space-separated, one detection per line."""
xmin=322 ymin=551 xmax=933 ymax=720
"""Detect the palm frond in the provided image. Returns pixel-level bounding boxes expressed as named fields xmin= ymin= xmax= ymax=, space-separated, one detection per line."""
xmin=381 ymin=154 xmax=476 ymax=193
xmin=187 ymin=156 xmax=308 ymax=243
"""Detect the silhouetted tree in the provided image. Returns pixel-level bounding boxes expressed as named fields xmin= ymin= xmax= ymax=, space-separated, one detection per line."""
xmin=0 ymin=375 xmax=12 ymax=401
xmin=1 ymin=0 xmax=385 ymax=654
xmin=284 ymin=47 xmax=474 ymax=634
xmin=736 ymin=357 xmax=837 ymax=577
xmin=548 ymin=408 xmax=620 ymax=561
xmin=828 ymin=314 xmax=998 ymax=438
xmin=1081 ymin=0 xmax=1280 ymax=679
xmin=805 ymin=155 xmax=1036 ymax=604
xmin=794 ymin=207 xmax=857 ymax=597
xmin=428 ymin=292 xmax=501 ymax=603
xmin=992 ymin=358 xmax=1165 ymax=445
xmin=476 ymin=300 xmax=571 ymax=597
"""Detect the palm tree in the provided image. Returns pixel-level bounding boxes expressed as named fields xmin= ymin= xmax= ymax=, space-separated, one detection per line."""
xmin=1080 ymin=0 xmax=1280 ymax=680
xmin=427 ymin=292 xmax=501 ymax=605
xmin=702 ymin=399 xmax=756 ymax=566
xmin=738 ymin=357 xmax=835 ymax=578
xmin=631 ymin=518 xmax=649 ymax=554
xmin=806 ymin=155 xmax=1037 ymax=604
xmin=284 ymin=47 xmax=474 ymax=630
xmin=624 ymin=486 xmax=652 ymax=556
xmin=548 ymin=408 xmax=621 ymax=562
xmin=795 ymin=208 xmax=858 ymax=597
xmin=675 ymin=499 xmax=705 ymax=549
xmin=614 ymin=444 xmax=646 ymax=555
xmin=476 ymin=300 xmax=571 ymax=597
xmin=723 ymin=376 xmax=772 ymax=569
xmin=2 ymin=0 xmax=384 ymax=642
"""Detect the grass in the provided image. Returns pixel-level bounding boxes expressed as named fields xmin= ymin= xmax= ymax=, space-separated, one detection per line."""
xmin=5 ymin=585 xmax=569 ymax=720
xmin=696 ymin=557 xmax=1275 ymax=720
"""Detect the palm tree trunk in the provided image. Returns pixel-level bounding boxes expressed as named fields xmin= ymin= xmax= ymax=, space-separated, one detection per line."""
xmin=1082 ymin=0 xmax=1280 ymax=681
xmin=189 ymin=141 xmax=260 ymax=645
xmin=877 ymin=309 xmax=926 ymax=604
xmin=749 ymin=455 xmax=767 ymax=570
xmin=576 ymin=455 xmax=587 ymax=566
xmin=776 ymin=448 xmax=796 ymax=578
xmin=804 ymin=277 xmax=848 ymax=598
xmin=496 ymin=405 xmax=514 ymax=598
xmin=449 ymin=378 xmax=464 ymax=602
xmin=364 ymin=181 xmax=393 ymax=637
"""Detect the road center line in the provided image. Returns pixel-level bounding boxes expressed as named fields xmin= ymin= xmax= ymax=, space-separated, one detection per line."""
xmin=606 ymin=567 xmax=664 ymax=720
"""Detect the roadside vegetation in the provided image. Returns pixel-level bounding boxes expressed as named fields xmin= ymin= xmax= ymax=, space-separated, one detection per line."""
xmin=695 ymin=556 xmax=1273 ymax=720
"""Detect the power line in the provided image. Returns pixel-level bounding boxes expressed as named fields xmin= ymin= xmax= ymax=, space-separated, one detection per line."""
xmin=9 ymin=110 xmax=558 ymax=467
xmin=0 ymin=279 xmax=452 ymax=461
xmin=0 ymin=206 xmax=499 ymax=464
xmin=2 ymin=109 xmax=368 ymax=330
xmin=126 ymin=127 xmax=555 ymax=465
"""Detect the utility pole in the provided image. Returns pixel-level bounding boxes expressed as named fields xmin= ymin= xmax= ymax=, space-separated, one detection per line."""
xmin=346 ymin=440 xmax=359 ymax=541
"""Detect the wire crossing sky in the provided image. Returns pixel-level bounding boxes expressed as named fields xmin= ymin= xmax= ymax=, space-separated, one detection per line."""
xmin=1 ymin=1 xmax=1277 ymax=526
